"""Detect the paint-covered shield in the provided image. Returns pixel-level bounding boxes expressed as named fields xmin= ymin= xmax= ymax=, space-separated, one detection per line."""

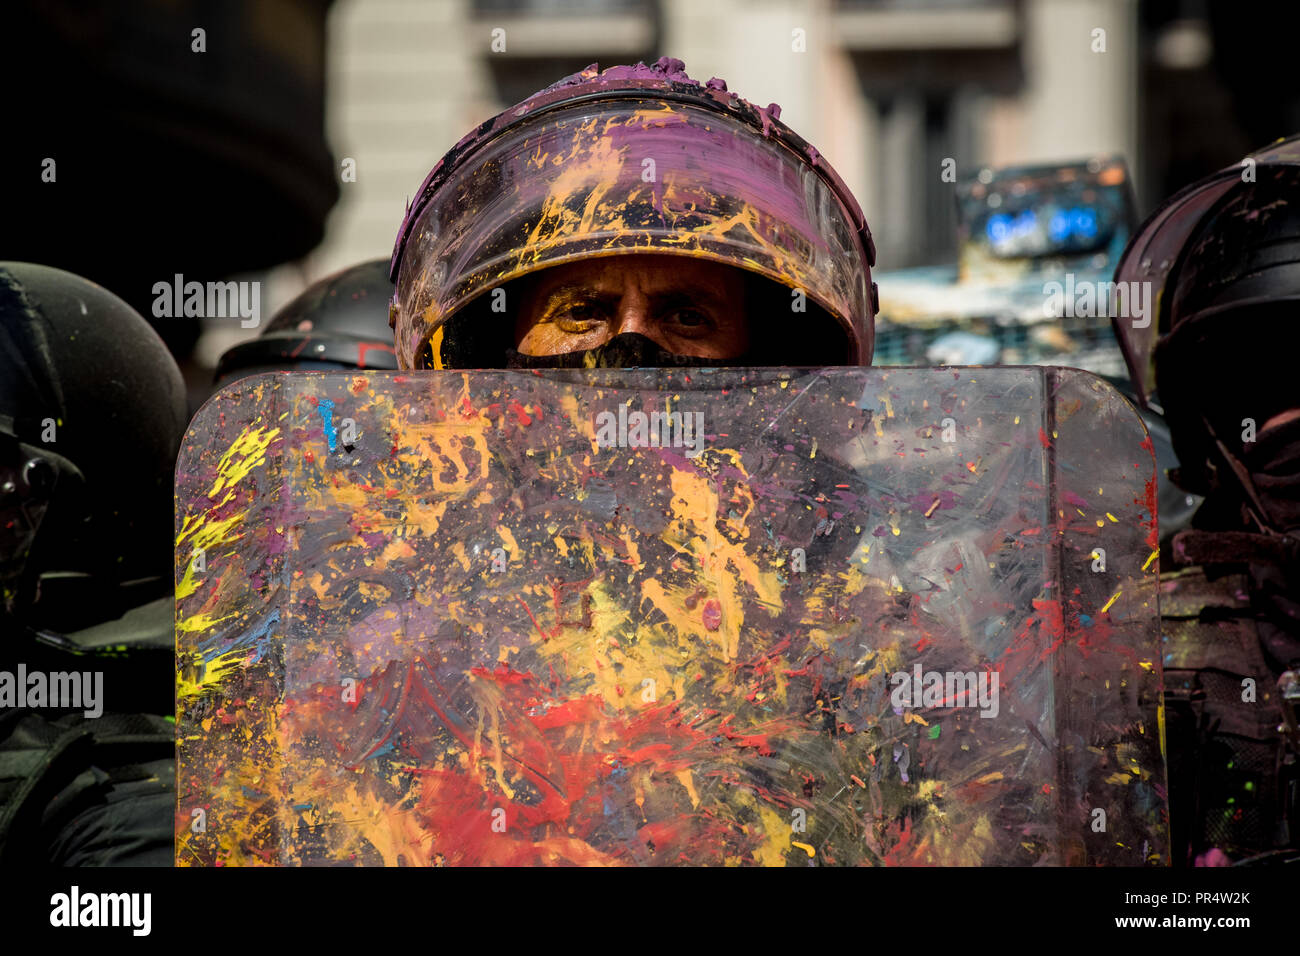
xmin=175 ymin=367 xmax=1165 ymax=866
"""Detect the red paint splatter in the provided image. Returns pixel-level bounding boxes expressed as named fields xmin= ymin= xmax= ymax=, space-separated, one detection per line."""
xmin=1141 ymin=475 xmax=1159 ymax=550
xmin=702 ymin=599 xmax=722 ymax=631
xmin=881 ymin=816 xmax=921 ymax=867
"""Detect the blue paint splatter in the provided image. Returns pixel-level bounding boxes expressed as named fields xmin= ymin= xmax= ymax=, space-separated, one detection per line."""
xmin=365 ymin=740 xmax=395 ymax=761
xmin=317 ymin=397 xmax=338 ymax=452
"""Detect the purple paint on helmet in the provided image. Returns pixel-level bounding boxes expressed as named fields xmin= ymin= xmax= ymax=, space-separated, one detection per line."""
xmin=388 ymin=58 xmax=877 ymax=369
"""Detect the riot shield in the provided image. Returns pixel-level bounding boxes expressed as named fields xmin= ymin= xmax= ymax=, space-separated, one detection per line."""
xmin=175 ymin=367 xmax=1165 ymax=866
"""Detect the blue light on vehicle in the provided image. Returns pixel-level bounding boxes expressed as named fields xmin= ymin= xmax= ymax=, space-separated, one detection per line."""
xmin=1072 ymin=206 xmax=1098 ymax=240
xmin=987 ymin=213 xmax=1012 ymax=243
xmin=987 ymin=210 xmax=1041 ymax=247
xmin=1048 ymin=210 xmax=1071 ymax=242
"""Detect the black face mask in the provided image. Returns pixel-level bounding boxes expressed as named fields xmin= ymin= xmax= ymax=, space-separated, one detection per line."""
xmin=504 ymin=332 xmax=747 ymax=370
xmin=1242 ymin=416 xmax=1300 ymax=534
xmin=1174 ymin=415 xmax=1300 ymax=665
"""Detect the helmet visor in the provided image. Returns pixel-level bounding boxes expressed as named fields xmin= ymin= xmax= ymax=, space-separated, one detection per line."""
xmin=392 ymin=97 xmax=873 ymax=368
xmin=1112 ymin=134 xmax=1300 ymax=404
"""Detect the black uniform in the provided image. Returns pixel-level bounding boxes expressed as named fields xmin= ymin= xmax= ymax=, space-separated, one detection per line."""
xmin=1 ymin=262 xmax=185 ymax=865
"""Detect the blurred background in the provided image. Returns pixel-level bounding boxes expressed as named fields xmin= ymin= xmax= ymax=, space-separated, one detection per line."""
xmin=5 ymin=0 xmax=1298 ymax=410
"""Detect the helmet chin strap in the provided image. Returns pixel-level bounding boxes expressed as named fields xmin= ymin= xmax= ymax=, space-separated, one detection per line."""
xmin=1172 ymin=414 xmax=1300 ymax=569
xmin=1202 ymin=414 xmax=1289 ymax=536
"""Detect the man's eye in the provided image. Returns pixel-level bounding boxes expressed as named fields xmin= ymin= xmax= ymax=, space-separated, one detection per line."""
xmin=550 ymin=302 xmax=607 ymax=332
xmin=663 ymin=308 xmax=713 ymax=333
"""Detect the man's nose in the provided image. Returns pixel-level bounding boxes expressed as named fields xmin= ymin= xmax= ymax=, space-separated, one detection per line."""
xmin=612 ymin=288 xmax=655 ymax=339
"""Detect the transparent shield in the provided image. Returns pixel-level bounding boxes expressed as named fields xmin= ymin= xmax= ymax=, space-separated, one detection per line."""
xmin=176 ymin=367 xmax=1164 ymax=866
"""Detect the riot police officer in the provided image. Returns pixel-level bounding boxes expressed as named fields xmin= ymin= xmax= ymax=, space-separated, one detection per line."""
xmin=387 ymin=57 xmax=878 ymax=372
xmin=1113 ymin=136 xmax=1300 ymax=865
xmin=1 ymin=262 xmax=184 ymax=865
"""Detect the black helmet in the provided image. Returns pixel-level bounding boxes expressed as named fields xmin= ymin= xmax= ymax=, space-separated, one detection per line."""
xmin=214 ymin=259 xmax=398 ymax=387
xmin=0 ymin=263 xmax=187 ymax=624
xmin=1113 ymin=138 xmax=1300 ymax=502
xmin=1155 ymin=168 xmax=1300 ymax=504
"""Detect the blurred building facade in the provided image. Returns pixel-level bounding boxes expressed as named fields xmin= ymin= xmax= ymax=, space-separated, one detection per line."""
xmin=312 ymin=0 xmax=1140 ymax=277
xmin=235 ymin=0 xmax=1289 ymax=378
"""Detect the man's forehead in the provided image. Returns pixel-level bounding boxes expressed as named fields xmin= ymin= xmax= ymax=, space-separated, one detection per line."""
xmin=527 ymin=255 xmax=746 ymax=298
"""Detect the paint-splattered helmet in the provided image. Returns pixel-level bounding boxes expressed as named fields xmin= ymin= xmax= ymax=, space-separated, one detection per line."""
xmin=388 ymin=57 xmax=877 ymax=369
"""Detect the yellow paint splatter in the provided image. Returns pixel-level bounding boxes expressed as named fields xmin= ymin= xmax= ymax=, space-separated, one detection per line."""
xmin=175 ymin=608 xmax=238 ymax=634
xmin=177 ymin=647 xmax=247 ymax=699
